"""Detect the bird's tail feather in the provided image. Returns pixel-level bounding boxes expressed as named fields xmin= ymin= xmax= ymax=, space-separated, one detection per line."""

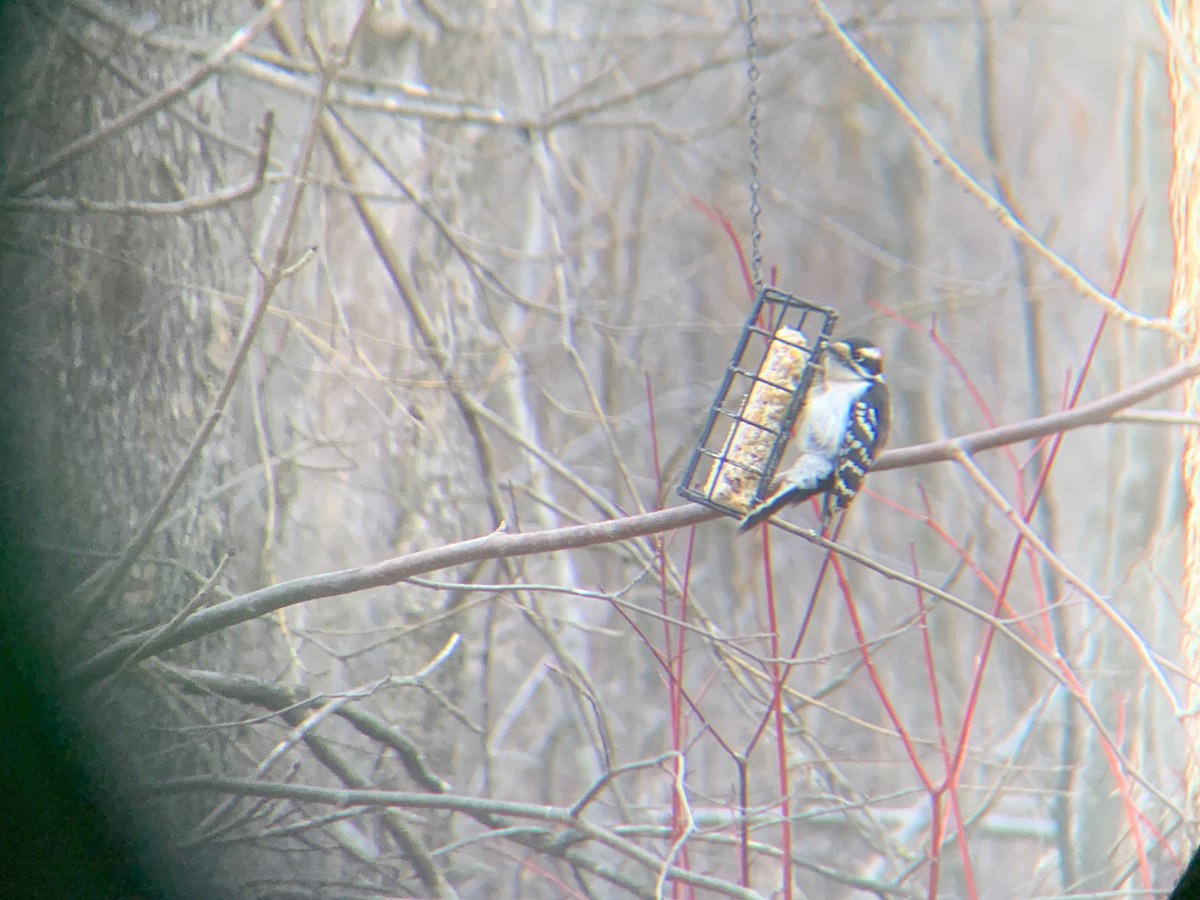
xmin=737 ymin=483 xmax=820 ymax=533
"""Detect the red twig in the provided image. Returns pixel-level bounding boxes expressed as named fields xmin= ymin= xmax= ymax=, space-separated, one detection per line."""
xmin=874 ymin=304 xmax=1026 ymax=488
xmin=1108 ymin=695 xmax=1151 ymax=890
xmin=692 ymin=198 xmax=756 ymax=303
xmin=829 ymin=554 xmax=930 ymax=789
xmin=910 ymin=546 xmax=954 ymax=898
xmin=647 ymin=373 xmax=693 ymax=895
xmin=696 ymin=196 xmax=798 ymax=894
xmin=760 ymin=533 xmax=793 ymax=900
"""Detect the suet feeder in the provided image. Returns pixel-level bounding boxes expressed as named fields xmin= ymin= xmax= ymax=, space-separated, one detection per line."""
xmin=678 ymin=288 xmax=838 ymax=516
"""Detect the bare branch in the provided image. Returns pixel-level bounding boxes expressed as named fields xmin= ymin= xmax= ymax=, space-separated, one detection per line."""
xmin=148 ymin=777 xmax=762 ymax=899
xmin=3 ymin=2 xmax=285 ymax=196
xmin=69 ymin=358 xmax=1200 ymax=685
xmin=0 ymin=112 xmax=273 ymax=216
xmin=67 ymin=75 xmax=324 ymax=618
xmin=805 ymin=0 xmax=1179 ymax=336
xmin=875 ymin=356 xmax=1200 ymax=472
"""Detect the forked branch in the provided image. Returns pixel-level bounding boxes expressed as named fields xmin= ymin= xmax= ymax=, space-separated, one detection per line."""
xmin=70 ymin=356 xmax=1200 ymax=685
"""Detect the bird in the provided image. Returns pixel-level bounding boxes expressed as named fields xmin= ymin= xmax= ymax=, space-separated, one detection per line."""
xmin=738 ymin=337 xmax=890 ymax=534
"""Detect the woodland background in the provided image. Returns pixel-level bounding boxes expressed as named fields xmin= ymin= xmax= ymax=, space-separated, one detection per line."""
xmin=0 ymin=1 xmax=1195 ymax=897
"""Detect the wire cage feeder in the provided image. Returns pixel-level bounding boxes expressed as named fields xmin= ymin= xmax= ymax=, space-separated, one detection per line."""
xmin=678 ymin=288 xmax=839 ymax=517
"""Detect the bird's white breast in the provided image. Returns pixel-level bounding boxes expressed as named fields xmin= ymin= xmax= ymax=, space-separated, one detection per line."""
xmin=768 ymin=380 xmax=866 ymax=494
xmin=798 ymin=379 xmax=866 ymax=455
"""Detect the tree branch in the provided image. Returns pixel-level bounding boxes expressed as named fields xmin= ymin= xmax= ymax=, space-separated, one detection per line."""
xmin=147 ymin=777 xmax=761 ymax=900
xmin=2 ymin=2 xmax=284 ymax=196
xmin=69 ymin=357 xmax=1200 ymax=685
xmin=875 ymin=355 xmax=1200 ymax=471
xmin=805 ymin=0 xmax=1178 ymax=336
xmin=0 ymin=112 xmax=273 ymax=216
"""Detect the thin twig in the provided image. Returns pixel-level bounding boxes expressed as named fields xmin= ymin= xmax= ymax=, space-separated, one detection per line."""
xmin=875 ymin=356 xmax=1200 ymax=472
xmin=68 ymin=357 xmax=1200 ymax=684
xmin=769 ymin=520 xmax=1185 ymax=821
xmin=569 ymin=753 xmax=680 ymax=819
xmin=180 ymin=632 xmax=460 ymax=848
xmin=66 ymin=39 xmax=329 ymax=617
xmin=1112 ymin=409 xmax=1200 ymax=426
xmin=150 ymin=778 xmax=761 ymax=899
xmin=3 ymin=2 xmax=285 ymax=195
xmin=0 ymin=112 xmax=274 ymax=216
xmin=656 ymin=754 xmax=697 ymax=900
xmin=950 ymin=445 xmax=1184 ymax=716
xmin=104 ymin=552 xmax=232 ymax=685
xmin=805 ymin=0 xmax=1179 ymax=337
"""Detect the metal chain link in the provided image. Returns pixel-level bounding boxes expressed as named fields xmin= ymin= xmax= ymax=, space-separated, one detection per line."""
xmin=743 ymin=0 xmax=764 ymax=294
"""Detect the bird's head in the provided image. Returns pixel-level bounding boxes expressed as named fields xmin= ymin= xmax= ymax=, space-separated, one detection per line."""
xmin=823 ymin=337 xmax=884 ymax=381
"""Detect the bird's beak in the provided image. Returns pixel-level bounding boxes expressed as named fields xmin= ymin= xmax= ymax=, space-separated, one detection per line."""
xmin=825 ymin=340 xmax=851 ymax=360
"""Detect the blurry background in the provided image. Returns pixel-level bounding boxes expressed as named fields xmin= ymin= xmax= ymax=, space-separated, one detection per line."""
xmin=0 ymin=1 xmax=1187 ymax=897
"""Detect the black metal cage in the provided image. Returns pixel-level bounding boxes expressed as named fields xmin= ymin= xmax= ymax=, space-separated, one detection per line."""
xmin=678 ymin=288 xmax=838 ymax=517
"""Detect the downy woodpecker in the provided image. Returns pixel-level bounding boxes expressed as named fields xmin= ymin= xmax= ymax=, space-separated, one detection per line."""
xmin=738 ymin=337 xmax=890 ymax=533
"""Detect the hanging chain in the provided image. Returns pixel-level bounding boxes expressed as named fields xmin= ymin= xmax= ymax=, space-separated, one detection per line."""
xmin=743 ymin=0 xmax=764 ymax=294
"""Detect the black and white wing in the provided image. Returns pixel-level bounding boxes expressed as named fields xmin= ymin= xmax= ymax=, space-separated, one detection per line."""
xmin=821 ymin=381 xmax=890 ymax=523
